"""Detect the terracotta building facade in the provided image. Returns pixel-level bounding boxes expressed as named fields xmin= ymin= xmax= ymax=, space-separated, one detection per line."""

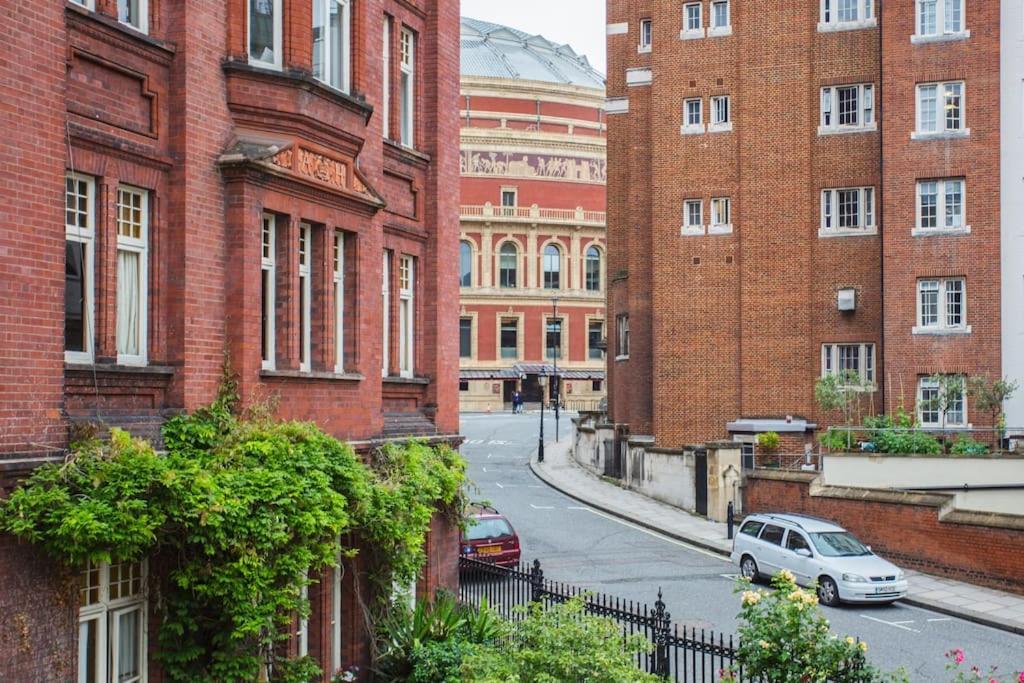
xmin=605 ymin=0 xmax=1023 ymax=452
xmin=458 ymin=18 xmax=608 ymax=412
xmin=0 ymin=0 xmax=459 ymax=680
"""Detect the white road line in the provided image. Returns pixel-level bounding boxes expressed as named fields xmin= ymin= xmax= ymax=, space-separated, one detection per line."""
xmin=482 ymin=467 xmax=487 ymax=473
xmin=530 ymin=504 xmax=555 ymax=510
xmin=890 ymin=621 xmax=917 ymax=625
xmin=573 ymin=508 xmax=731 ymax=563
xmin=567 ymin=506 xmax=591 ymax=511
xmin=495 ymin=483 xmax=504 ymax=489
xmin=927 ymin=618 xmax=952 ymax=622
xmin=860 ymin=614 xmax=921 ymax=633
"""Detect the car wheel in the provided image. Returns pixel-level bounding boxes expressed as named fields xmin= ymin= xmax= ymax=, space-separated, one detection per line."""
xmin=740 ymin=555 xmax=760 ymax=583
xmin=818 ymin=576 xmax=841 ymax=607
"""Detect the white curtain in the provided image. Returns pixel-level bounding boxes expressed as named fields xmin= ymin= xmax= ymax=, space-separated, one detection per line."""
xmin=117 ymin=250 xmax=140 ymax=357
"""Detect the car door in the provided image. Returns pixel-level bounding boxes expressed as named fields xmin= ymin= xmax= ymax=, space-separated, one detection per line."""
xmin=782 ymin=529 xmax=817 ymax=586
xmin=755 ymin=523 xmax=787 ymax=574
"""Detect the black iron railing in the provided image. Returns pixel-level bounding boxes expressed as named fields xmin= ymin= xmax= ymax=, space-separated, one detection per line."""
xmin=459 ymin=556 xmax=746 ymax=681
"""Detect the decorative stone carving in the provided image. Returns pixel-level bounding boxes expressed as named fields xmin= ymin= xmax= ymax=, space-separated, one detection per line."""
xmin=269 ymin=148 xmax=293 ymax=170
xmin=297 ymin=148 xmax=348 ymax=188
xmin=460 ymin=150 xmax=607 ymax=183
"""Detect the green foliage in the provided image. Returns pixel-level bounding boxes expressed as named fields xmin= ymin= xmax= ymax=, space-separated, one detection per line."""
xmin=0 ymin=380 xmax=467 ymax=683
xmin=756 ymin=431 xmax=781 ymax=452
xmin=863 ymin=412 xmax=942 ymax=455
xmin=819 ymin=428 xmax=855 ymax=452
xmin=375 ymin=592 xmax=505 ymax=683
xmin=408 ymin=640 xmax=480 ymax=683
xmin=463 ymin=596 xmax=660 ymax=683
xmin=723 ymin=572 xmax=883 ymax=683
xmin=968 ymin=376 xmax=1019 ymax=432
xmin=815 ymin=371 xmax=871 ymax=426
xmin=950 ymin=435 xmax=990 ymax=457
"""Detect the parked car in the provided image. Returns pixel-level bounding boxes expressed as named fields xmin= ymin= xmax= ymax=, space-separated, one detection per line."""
xmin=461 ymin=504 xmax=522 ymax=568
xmin=729 ymin=513 xmax=907 ymax=606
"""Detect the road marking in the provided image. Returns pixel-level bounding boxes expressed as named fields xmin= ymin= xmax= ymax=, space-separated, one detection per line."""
xmin=927 ymin=618 xmax=952 ymax=623
xmin=720 ymin=573 xmax=740 ymax=580
xmin=572 ymin=508 xmax=731 ymax=563
xmin=860 ymin=614 xmax=921 ymax=633
xmin=890 ymin=620 xmax=917 ymax=625
xmin=481 ymin=467 xmax=487 ymax=473
xmin=530 ymin=504 xmax=555 ymax=510
xmin=567 ymin=506 xmax=591 ymax=511
xmin=495 ymin=483 xmax=504 ymax=489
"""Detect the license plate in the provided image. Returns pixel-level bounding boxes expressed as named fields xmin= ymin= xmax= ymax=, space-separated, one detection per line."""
xmin=478 ymin=545 xmax=502 ymax=555
xmin=874 ymin=586 xmax=893 ymax=594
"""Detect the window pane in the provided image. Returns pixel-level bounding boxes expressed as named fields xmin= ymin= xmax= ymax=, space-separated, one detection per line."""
xmin=459 ymin=319 xmax=472 ymax=358
xmin=328 ymin=0 xmax=348 ymax=89
xmin=920 ymin=281 xmax=940 ymax=326
xmin=500 ymin=243 xmax=518 ymax=288
xmin=585 ymin=247 xmax=601 ymax=291
xmin=66 ymin=241 xmax=87 ymax=353
xmin=117 ymin=609 xmax=142 ymax=682
xmin=945 ymin=279 xmax=963 ymax=326
xmin=919 ymin=85 xmax=937 ymax=132
xmin=589 ymin=321 xmax=604 ymax=360
xmin=919 ymin=0 xmax=937 ymax=34
xmin=116 ymin=250 xmax=141 ymax=357
xmin=501 ymin=321 xmax=518 ymax=358
xmin=944 ymin=180 xmax=963 ymax=227
xmin=838 ymin=189 xmax=860 ymax=228
xmin=686 ymin=4 xmax=700 ymax=30
xmin=546 ymin=320 xmax=562 ymax=359
xmin=312 ymin=0 xmax=326 ymax=80
xmin=78 ymin=618 xmax=99 ymax=683
xmin=838 ymin=87 xmax=859 ymax=125
xmin=713 ymin=1 xmax=728 ymax=27
xmin=117 ymin=0 xmax=142 ymax=29
xmin=944 ymin=0 xmax=962 ymax=32
xmin=838 ymin=0 xmax=859 ymax=21
xmin=944 ymin=82 xmax=962 ymax=130
xmin=460 ymin=242 xmax=472 ymax=287
xmin=919 ymin=182 xmax=938 ymax=228
xmin=543 ymin=245 xmax=561 ymax=289
xmin=250 ymin=0 xmax=277 ymax=63
xmin=920 ymin=384 xmax=940 ymax=424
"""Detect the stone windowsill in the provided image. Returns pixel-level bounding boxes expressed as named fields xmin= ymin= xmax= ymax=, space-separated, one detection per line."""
xmin=680 ymin=124 xmax=705 ymax=136
xmin=707 ymin=25 xmax=733 ymax=38
xmin=912 ymin=225 xmax=971 ymax=237
xmin=680 ymin=225 xmax=706 ymax=237
xmin=911 ymin=30 xmax=970 ymax=45
xmin=383 ymin=375 xmax=431 ymax=385
xmin=708 ymin=122 xmax=733 ymax=133
xmin=708 ymin=224 xmax=734 ymax=235
xmin=911 ymin=129 xmax=971 ymax=141
xmin=637 ymin=44 xmax=652 ymax=54
xmin=818 ymin=227 xmax=879 ymax=238
xmin=911 ymin=325 xmax=973 ymax=336
xmin=817 ymin=18 xmax=878 ymax=33
xmin=679 ymin=29 xmax=705 ymax=40
xmin=66 ymin=362 xmax=176 ymax=375
xmin=818 ymin=123 xmax=878 ymax=136
xmin=261 ymin=369 xmax=365 ymax=381
xmin=614 ymin=355 xmax=630 ymax=362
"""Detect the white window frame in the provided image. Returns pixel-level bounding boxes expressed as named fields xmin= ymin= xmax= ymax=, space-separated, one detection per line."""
xmin=383 ymin=17 xmax=391 ymax=139
xmin=638 ymin=18 xmax=653 ymax=52
xmin=262 ymin=214 xmax=277 ymax=371
xmin=914 ymin=277 xmax=970 ymax=335
xmin=710 ymin=197 xmax=732 ymax=234
xmin=298 ymin=223 xmax=312 ymax=373
xmin=78 ymin=560 xmax=148 ymax=683
xmin=69 ymin=0 xmax=96 ymax=8
xmin=248 ymin=0 xmax=283 ymax=70
xmin=821 ymin=343 xmax=876 ymax=386
xmin=331 ymin=551 xmax=344 ymax=672
xmin=116 ymin=185 xmax=149 ymax=367
xmin=819 ymin=187 xmax=876 ymax=236
xmin=117 ymin=0 xmax=149 ymax=33
xmin=914 ymin=178 xmax=969 ymax=235
xmin=819 ymin=84 xmax=875 ymax=135
xmin=709 ymin=0 xmax=731 ymax=36
xmin=313 ymin=0 xmax=352 ymax=93
xmin=399 ymin=255 xmax=414 ymax=378
xmin=382 ymin=250 xmax=391 ymax=377
xmin=681 ymin=3 xmax=704 ymax=39
xmin=914 ymin=81 xmax=968 ymax=138
xmin=616 ymin=314 xmax=630 ymax=360
xmin=682 ymin=98 xmax=704 ymax=134
xmin=682 ymin=199 xmax=704 ymax=236
xmin=918 ymin=376 xmax=967 ymax=428
xmin=710 ymin=95 xmax=732 ymax=132
xmin=818 ymin=0 xmax=876 ymax=31
xmin=297 ymin=581 xmax=309 ymax=658
xmin=913 ymin=0 xmax=969 ymax=43
xmin=66 ymin=172 xmax=96 ymax=364
xmin=333 ymin=231 xmax=345 ymax=373
xmin=399 ymin=27 xmax=416 ymax=148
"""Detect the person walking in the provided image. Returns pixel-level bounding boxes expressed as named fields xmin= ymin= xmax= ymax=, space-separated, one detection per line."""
xmin=512 ymin=390 xmax=522 ymax=414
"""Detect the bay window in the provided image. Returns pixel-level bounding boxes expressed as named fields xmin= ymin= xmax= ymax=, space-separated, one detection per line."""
xmin=261 ymin=214 xmax=277 ymax=371
xmin=66 ymin=173 xmax=95 ymax=363
xmin=313 ymin=0 xmax=351 ymax=92
xmin=116 ymin=186 xmax=148 ymax=366
xmin=399 ymin=255 xmax=414 ymax=377
xmin=78 ymin=560 xmax=147 ymax=683
xmin=249 ymin=0 xmax=282 ymax=69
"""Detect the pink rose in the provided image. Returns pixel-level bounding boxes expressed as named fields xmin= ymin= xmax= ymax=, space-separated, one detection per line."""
xmin=954 ymin=649 xmax=965 ymax=664
xmin=1017 ymin=672 xmax=1024 ymax=683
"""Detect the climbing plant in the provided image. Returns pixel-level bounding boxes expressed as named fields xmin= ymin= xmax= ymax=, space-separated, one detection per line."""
xmin=0 ymin=377 xmax=466 ymax=683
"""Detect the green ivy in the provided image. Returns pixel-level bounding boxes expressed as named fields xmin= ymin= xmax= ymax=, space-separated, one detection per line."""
xmin=0 ymin=387 xmax=466 ymax=683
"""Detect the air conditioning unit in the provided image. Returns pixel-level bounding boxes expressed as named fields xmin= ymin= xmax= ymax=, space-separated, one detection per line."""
xmin=837 ymin=288 xmax=856 ymax=311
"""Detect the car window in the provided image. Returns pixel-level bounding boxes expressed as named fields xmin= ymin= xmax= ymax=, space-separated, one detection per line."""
xmin=739 ymin=520 xmax=764 ymax=537
xmin=786 ymin=531 xmax=811 ymax=553
xmin=810 ymin=531 xmax=871 ymax=557
xmin=464 ymin=517 xmax=514 ymax=541
xmin=759 ymin=524 xmax=785 ymax=546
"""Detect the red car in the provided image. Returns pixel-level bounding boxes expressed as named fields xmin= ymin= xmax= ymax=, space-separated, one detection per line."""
xmin=461 ymin=504 xmax=522 ymax=568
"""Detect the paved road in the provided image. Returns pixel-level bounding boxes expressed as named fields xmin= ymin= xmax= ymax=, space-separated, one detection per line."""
xmin=460 ymin=412 xmax=1024 ymax=681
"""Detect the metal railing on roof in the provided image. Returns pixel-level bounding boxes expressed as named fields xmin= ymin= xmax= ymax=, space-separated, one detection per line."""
xmin=460 ymin=203 xmax=605 ymax=226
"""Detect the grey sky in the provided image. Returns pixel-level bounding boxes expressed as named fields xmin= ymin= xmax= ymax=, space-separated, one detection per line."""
xmin=460 ymin=0 xmax=607 ymax=75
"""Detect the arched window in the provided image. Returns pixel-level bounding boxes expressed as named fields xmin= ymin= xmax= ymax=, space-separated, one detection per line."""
xmin=499 ymin=242 xmax=518 ymax=288
xmin=585 ymin=246 xmax=601 ymax=292
xmin=459 ymin=240 xmax=473 ymax=287
xmin=543 ymin=244 xmax=561 ymax=290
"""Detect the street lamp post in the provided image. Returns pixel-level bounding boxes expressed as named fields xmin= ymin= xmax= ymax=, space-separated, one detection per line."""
xmin=538 ymin=375 xmax=545 ymax=462
xmin=552 ymin=297 xmax=560 ymax=443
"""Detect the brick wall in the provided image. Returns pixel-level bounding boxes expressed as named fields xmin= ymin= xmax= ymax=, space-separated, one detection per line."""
xmin=744 ymin=471 xmax=1024 ymax=594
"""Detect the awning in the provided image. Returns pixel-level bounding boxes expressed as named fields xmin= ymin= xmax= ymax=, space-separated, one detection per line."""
xmin=459 ymin=366 xmax=606 ymax=381
xmin=727 ymin=418 xmax=817 ymax=434
xmin=460 ymin=369 xmax=521 ymax=380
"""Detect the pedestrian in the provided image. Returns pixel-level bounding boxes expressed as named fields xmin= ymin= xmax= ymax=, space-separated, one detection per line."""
xmin=512 ymin=390 xmax=522 ymax=414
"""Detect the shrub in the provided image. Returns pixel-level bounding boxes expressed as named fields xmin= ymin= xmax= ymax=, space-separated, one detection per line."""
xmin=463 ymin=596 xmax=660 ymax=683
xmin=820 ymin=428 xmax=856 ymax=452
xmin=862 ymin=412 xmax=942 ymax=455
xmin=950 ymin=435 xmax=990 ymax=457
xmin=757 ymin=431 xmax=781 ymax=452
xmin=408 ymin=640 xmax=479 ymax=683
xmin=945 ymin=648 xmax=1024 ymax=682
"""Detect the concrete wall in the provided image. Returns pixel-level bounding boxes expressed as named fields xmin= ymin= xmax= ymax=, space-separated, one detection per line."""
xmin=623 ymin=445 xmax=696 ymax=512
xmin=1003 ymin=0 xmax=1024 ymax=430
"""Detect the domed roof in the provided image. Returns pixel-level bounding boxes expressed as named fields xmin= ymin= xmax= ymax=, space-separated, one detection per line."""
xmin=460 ymin=17 xmax=605 ymax=89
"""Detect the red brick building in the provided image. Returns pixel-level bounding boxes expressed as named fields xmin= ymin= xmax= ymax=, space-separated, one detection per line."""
xmin=605 ymin=0 xmax=1020 ymax=454
xmin=458 ymin=18 xmax=608 ymax=412
xmin=0 ymin=0 xmax=459 ymax=679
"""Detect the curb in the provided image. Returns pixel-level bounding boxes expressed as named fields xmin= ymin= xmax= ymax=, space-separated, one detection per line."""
xmin=527 ymin=455 xmax=733 ymax=560
xmin=528 ymin=450 xmax=1024 ymax=638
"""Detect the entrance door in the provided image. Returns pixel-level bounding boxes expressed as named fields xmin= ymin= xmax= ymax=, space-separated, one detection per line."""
xmin=502 ymin=381 xmax=515 ymax=408
xmin=521 ymin=374 xmax=542 ymax=404
xmin=694 ymin=449 xmax=708 ymax=516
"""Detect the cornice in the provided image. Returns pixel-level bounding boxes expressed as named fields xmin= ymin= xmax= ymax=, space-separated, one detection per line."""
xmin=461 ymin=76 xmax=605 ymax=107
xmin=220 ymin=161 xmax=383 ymax=217
xmin=66 ymin=4 xmax=176 ymax=66
xmin=67 ymin=121 xmax=174 ymax=170
xmin=460 ymin=130 xmax=606 ymax=158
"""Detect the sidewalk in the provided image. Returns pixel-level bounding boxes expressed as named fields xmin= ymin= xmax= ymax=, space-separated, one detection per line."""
xmin=529 ymin=431 xmax=1024 ymax=637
